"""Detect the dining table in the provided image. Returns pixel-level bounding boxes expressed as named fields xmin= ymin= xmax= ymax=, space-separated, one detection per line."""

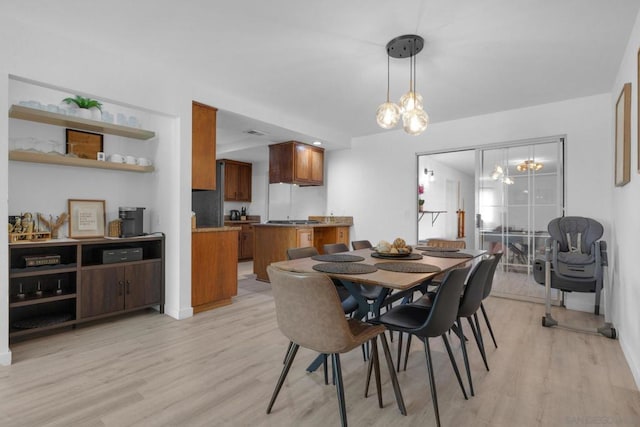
xmin=271 ymin=246 xmax=487 ymax=372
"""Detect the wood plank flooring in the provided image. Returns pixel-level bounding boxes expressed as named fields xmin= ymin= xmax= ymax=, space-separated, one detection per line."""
xmin=1 ymin=271 xmax=638 ymax=426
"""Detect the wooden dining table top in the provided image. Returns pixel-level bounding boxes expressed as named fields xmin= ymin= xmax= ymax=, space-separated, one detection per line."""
xmin=271 ymin=248 xmax=487 ymax=291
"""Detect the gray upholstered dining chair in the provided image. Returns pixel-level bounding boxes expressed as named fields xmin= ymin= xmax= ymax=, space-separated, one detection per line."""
xmin=266 ymin=266 xmax=406 ymax=427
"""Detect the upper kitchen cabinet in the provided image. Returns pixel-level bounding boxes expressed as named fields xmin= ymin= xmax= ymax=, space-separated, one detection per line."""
xmin=269 ymin=141 xmax=324 ymax=186
xmin=221 ymin=159 xmax=252 ymax=202
xmin=192 ymin=101 xmax=217 ymax=190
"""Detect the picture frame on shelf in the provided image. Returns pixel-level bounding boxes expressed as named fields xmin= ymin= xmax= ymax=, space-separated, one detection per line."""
xmin=68 ymin=199 xmax=105 ymax=238
xmin=615 ymin=82 xmax=631 ymax=187
xmin=66 ymin=129 xmax=103 ymax=160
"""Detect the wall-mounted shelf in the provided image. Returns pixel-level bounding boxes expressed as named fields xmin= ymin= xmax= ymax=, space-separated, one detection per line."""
xmin=9 ymin=105 xmax=155 ymax=140
xmin=9 ymin=150 xmax=155 ymax=173
xmin=419 ymin=210 xmax=446 ymax=226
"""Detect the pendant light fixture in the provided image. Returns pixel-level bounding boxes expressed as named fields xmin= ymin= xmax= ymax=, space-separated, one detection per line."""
xmin=376 ymin=34 xmax=429 ymax=136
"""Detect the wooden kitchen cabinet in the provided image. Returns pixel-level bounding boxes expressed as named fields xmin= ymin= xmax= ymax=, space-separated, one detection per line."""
xmin=192 ymin=229 xmax=238 ymax=312
xmin=222 ymin=159 xmax=252 ymax=201
xmin=192 ymin=101 xmax=217 ymax=190
xmin=296 ymin=228 xmax=314 ymax=248
xmin=336 ymin=226 xmax=350 ymax=246
xmin=269 ymin=141 xmax=324 ymax=186
xmin=239 ymin=223 xmax=255 ymax=260
xmin=80 ymin=261 xmax=162 ymax=319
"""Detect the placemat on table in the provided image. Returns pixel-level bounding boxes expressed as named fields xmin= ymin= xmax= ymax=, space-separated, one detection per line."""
xmin=312 ymin=262 xmax=377 ymax=274
xmin=421 ymin=250 xmax=473 ymax=259
xmin=414 ymin=246 xmax=460 ymax=252
xmin=371 ymin=252 xmax=423 ymax=260
xmin=374 ymin=262 xmax=441 ymax=273
xmin=311 ymin=254 xmax=365 ymax=262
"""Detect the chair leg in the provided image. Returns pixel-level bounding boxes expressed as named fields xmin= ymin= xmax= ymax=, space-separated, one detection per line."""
xmin=283 ymin=341 xmax=293 ymax=364
xmin=455 ymin=318 xmax=474 ymax=397
xmin=396 ymin=331 xmax=404 ymax=372
xmin=323 ymin=354 xmax=329 ymax=385
xmin=467 ymin=316 xmax=489 ymax=372
xmin=364 ymin=345 xmax=373 ymax=397
xmin=332 ymin=354 xmax=348 ymax=427
xmin=403 ymin=334 xmax=412 ymax=371
xmin=267 ymin=342 xmax=299 ymax=414
xmin=371 ymin=337 xmax=383 ymax=408
xmin=379 ymin=332 xmax=407 ymax=415
xmin=422 ymin=337 xmax=441 ymax=427
xmin=442 ymin=332 xmax=469 ymax=400
xmin=480 ymin=302 xmax=498 ymax=348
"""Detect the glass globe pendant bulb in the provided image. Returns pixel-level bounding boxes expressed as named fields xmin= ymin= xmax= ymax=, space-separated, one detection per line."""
xmin=402 ymin=108 xmax=429 ymax=135
xmin=399 ymin=91 xmax=423 ymax=113
xmin=376 ymin=101 xmax=401 ymax=129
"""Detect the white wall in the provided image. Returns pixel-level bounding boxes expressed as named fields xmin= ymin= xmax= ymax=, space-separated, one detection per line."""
xmin=328 ymin=94 xmax=612 ymax=311
xmin=611 ymin=9 xmax=640 ymax=389
xmin=0 ymin=13 xmax=336 ymax=365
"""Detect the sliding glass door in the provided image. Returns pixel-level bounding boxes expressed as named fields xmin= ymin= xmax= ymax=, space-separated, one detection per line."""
xmin=476 ymin=138 xmax=564 ymax=301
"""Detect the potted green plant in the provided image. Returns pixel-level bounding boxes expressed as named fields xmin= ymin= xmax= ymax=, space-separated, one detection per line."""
xmin=62 ymin=95 xmax=103 ymax=120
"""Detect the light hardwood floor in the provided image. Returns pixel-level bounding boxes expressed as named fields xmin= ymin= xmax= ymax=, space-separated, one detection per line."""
xmin=1 ymin=272 xmax=638 ymax=426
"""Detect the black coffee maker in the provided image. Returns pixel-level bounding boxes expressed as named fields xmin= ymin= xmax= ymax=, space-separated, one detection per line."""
xmin=119 ymin=207 xmax=145 ymax=237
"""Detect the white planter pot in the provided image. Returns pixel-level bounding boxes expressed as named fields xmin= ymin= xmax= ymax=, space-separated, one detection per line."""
xmin=75 ymin=108 xmax=92 ymax=120
xmin=89 ymin=107 xmax=102 ymax=121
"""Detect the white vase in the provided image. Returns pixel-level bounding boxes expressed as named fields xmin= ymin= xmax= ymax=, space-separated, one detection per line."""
xmin=89 ymin=107 xmax=102 ymax=121
xmin=75 ymin=108 xmax=92 ymax=120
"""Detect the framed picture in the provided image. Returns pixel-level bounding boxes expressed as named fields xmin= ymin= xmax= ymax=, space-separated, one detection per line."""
xmin=66 ymin=129 xmax=104 ymax=160
xmin=68 ymin=199 xmax=105 ymax=238
xmin=615 ymin=82 xmax=631 ymax=187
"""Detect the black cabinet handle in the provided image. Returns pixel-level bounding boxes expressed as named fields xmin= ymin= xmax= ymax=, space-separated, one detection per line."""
xmin=118 ymin=280 xmax=124 ymax=296
xmin=126 ymin=280 xmax=131 ymax=295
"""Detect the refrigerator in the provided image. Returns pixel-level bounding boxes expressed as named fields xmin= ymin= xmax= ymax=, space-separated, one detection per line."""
xmin=191 ymin=160 xmax=224 ymax=227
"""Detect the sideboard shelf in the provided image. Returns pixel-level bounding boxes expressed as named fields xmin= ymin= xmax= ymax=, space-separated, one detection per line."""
xmin=9 ymin=104 xmax=156 ymax=140
xmin=8 ymin=235 xmax=165 ymax=340
xmin=9 ymin=150 xmax=155 ymax=173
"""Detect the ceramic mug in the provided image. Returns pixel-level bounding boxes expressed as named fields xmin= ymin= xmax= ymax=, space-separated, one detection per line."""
xmin=125 ymin=155 xmax=137 ymax=165
xmin=137 ymin=157 xmax=151 ymax=166
xmin=109 ymin=153 xmax=124 ymax=163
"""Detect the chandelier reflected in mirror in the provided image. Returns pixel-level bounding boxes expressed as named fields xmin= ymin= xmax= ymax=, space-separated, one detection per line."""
xmin=517 ymin=159 xmax=543 ymax=172
xmin=376 ymin=35 xmax=429 ymax=136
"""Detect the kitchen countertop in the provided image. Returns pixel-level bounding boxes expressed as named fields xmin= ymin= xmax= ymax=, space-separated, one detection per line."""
xmin=193 ymin=226 xmax=241 ymax=233
xmin=224 ymin=220 xmax=261 ymax=224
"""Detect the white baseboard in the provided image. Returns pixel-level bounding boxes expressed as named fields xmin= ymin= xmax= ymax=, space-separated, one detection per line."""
xmin=619 ymin=334 xmax=640 ymax=391
xmin=0 ymin=349 xmax=12 ymax=366
xmin=164 ymin=306 xmax=193 ymax=320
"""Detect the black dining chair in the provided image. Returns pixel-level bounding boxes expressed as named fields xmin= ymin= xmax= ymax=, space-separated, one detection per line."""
xmin=404 ymin=255 xmax=500 ymax=396
xmin=479 ymin=252 xmax=503 ymax=348
xmin=369 ymin=266 xmax=471 ymax=427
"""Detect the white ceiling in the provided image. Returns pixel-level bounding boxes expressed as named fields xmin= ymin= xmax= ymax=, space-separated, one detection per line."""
xmin=7 ymin=1 xmax=640 ymax=162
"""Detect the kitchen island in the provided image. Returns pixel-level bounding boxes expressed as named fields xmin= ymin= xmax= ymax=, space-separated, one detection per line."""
xmin=192 ymin=226 xmax=239 ymax=312
xmin=253 ymin=218 xmax=352 ymax=282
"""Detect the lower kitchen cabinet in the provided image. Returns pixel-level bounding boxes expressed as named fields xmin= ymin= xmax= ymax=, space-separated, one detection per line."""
xmin=80 ymin=261 xmax=162 ymax=318
xmin=253 ymin=224 xmax=350 ymax=282
xmin=8 ymin=236 xmax=165 ymax=340
xmin=239 ymin=223 xmax=255 ymax=260
xmin=192 ymin=228 xmax=238 ymax=313
xmin=296 ymin=228 xmax=313 ymax=248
